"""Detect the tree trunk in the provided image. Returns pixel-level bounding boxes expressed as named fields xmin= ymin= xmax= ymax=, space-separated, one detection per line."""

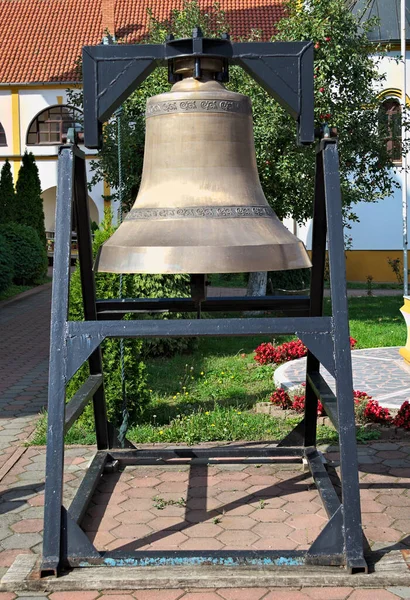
xmin=247 ymin=271 xmax=267 ymax=297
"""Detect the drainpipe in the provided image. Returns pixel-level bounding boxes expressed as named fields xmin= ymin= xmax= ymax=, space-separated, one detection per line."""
xmin=402 ymin=0 xmax=408 ymax=295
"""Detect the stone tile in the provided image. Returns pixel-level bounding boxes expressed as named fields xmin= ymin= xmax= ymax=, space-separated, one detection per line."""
xmin=217 ymin=529 xmax=259 ymax=547
xmin=361 ymin=513 xmax=393 ymax=528
xmin=303 ymin=588 xmax=353 ymax=599
xmin=370 ymin=495 xmax=410 ymax=507
xmin=10 ymin=519 xmax=43 ymax=533
xmin=1 ymin=532 xmax=42 ymax=549
xmin=98 ymin=596 xmax=135 ymax=600
xmin=363 ymin=525 xmax=402 ymax=543
xmin=158 ymin=472 xmax=189 ymax=482
xmin=185 ymin=523 xmax=224 ymax=538
xmin=149 ymin=531 xmax=189 ymax=548
xmin=387 ymin=589 xmax=410 ymax=599
xmin=286 ymin=514 xmax=326 ymax=530
xmin=113 ymin=510 xmax=155 ymax=524
xmin=134 ymin=591 xmax=184 ymax=600
xmin=282 ymin=501 xmax=320 ymax=515
xmin=116 ymin=498 xmax=155 ymax=512
xmin=180 ymin=537 xmax=224 ymax=550
xmin=177 ymin=594 xmax=221 ymax=600
xmin=360 ymin=500 xmax=386 ymax=513
xmin=263 ymin=591 xmax=310 ymax=600
xmin=252 ymin=522 xmax=293 ymax=538
xmin=252 ymin=537 xmax=298 ymax=550
xmin=49 ymin=594 xmax=100 ymax=600
xmin=249 ymin=508 xmax=286 ymax=523
xmin=148 ymin=517 xmax=186 ymax=532
xmin=0 ymin=593 xmax=16 ymax=600
xmin=86 ymin=531 xmax=116 ymax=549
xmin=348 ymin=591 xmax=401 ymax=599
xmin=110 ymin=523 xmax=153 ymax=539
xmin=156 ymin=481 xmax=189 ymax=493
xmin=289 ymin=526 xmax=324 ymax=546
xmin=218 ymin=516 xmax=256 ymax=530
xmin=217 ymin=589 xmax=268 ymax=600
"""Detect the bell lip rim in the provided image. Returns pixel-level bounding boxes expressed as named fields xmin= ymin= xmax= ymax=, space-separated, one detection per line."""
xmin=94 ymin=242 xmax=312 ymax=274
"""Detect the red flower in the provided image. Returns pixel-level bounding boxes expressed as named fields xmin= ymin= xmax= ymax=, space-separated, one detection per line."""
xmin=291 ymin=395 xmax=325 ymax=416
xmin=325 ymin=36 xmax=331 ymax=42
xmin=319 ymin=87 xmax=325 ymax=93
xmin=314 ymin=42 xmax=320 ymax=49
xmin=254 ymin=339 xmax=307 ymax=365
xmin=270 ymin=388 xmax=292 ymax=409
xmin=393 ymin=400 xmax=410 ymax=429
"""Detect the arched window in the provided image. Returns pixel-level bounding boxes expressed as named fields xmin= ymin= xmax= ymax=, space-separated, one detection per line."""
xmin=0 ymin=123 xmax=6 ymax=146
xmin=379 ymin=98 xmax=402 ymax=163
xmin=26 ymin=105 xmax=83 ymax=145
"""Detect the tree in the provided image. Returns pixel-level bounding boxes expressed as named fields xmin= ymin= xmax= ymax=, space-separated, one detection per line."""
xmin=69 ymin=0 xmax=399 ymax=294
xmin=0 ymin=160 xmax=15 ymax=225
xmin=86 ymin=0 xmax=395 ymax=221
xmin=15 ymin=152 xmax=46 ymax=247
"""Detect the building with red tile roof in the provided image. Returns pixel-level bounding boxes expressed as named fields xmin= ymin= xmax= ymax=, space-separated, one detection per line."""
xmin=0 ymin=0 xmax=286 ymax=85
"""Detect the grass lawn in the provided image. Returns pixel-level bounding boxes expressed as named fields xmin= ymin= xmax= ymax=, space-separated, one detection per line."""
xmin=31 ymin=295 xmax=405 ymax=446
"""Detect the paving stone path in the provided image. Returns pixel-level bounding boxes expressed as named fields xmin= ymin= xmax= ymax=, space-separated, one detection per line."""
xmin=0 ymin=288 xmax=50 ymax=477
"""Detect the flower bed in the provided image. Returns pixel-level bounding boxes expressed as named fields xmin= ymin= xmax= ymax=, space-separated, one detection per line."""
xmin=254 ymin=337 xmax=357 ymax=366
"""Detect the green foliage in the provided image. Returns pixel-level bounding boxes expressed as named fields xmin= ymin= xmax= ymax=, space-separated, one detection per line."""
xmin=133 ymin=273 xmax=197 ymax=357
xmin=68 ymin=216 xmax=150 ymax=428
xmin=75 ymin=0 xmax=397 ymax=227
xmin=0 ymin=160 xmax=15 ymax=225
xmin=14 ymin=152 xmax=46 ymax=246
xmin=0 ymin=222 xmax=47 ymax=284
xmin=0 ymin=233 xmax=14 ymax=293
xmin=268 ymin=269 xmax=311 ymax=292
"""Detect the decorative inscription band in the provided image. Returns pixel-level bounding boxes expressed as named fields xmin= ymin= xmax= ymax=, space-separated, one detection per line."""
xmin=126 ymin=206 xmax=275 ymax=220
xmin=146 ymin=98 xmax=251 ymax=117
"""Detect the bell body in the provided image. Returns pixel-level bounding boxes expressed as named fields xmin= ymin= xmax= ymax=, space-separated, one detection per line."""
xmin=96 ymin=73 xmax=311 ymax=274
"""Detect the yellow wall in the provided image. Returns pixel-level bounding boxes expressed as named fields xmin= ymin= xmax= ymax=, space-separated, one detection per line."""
xmin=11 ymin=88 xmax=21 ymax=181
xmin=345 ymin=250 xmax=406 ymax=282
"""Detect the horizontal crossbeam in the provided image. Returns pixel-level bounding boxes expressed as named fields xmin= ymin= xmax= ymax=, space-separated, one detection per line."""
xmin=95 ymin=295 xmax=310 ymax=317
xmin=67 ymin=316 xmax=333 ymax=339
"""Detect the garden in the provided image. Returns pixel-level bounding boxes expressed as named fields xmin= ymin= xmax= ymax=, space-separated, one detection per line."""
xmin=33 ymin=287 xmax=409 ymax=447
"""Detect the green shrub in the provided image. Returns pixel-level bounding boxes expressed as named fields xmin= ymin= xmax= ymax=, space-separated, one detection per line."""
xmin=132 ymin=273 xmax=197 ymax=358
xmin=268 ymin=268 xmax=311 ymax=292
xmin=0 ymin=222 xmax=47 ymax=284
xmin=0 ymin=234 xmax=14 ymax=293
xmin=68 ymin=220 xmax=150 ymax=428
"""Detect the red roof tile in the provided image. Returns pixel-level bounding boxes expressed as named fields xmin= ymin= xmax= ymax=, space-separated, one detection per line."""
xmin=0 ymin=0 xmax=286 ymax=84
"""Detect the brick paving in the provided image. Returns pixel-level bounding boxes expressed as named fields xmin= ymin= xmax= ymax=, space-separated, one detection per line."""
xmin=0 ymin=288 xmax=51 ymax=464
xmin=2 ymin=287 xmax=410 ymax=597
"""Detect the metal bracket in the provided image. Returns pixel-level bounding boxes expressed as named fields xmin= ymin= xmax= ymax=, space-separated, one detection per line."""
xmin=61 ymin=507 xmax=100 ymax=567
xmin=66 ymin=333 xmax=105 ymax=382
xmin=305 ymin=505 xmax=345 ymax=566
xmin=82 ymin=37 xmax=314 ymax=148
xmin=298 ymin=332 xmax=336 ymax=378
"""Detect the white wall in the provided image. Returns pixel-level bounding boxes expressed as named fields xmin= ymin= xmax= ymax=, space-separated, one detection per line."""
xmin=0 ymin=86 xmax=105 ymax=226
xmin=0 ymin=91 xmax=12 ymax=156
xmin=291 ymin=50 xmax=410 ymax=251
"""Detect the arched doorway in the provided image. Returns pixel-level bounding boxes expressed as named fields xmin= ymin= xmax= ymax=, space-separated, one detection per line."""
xmin=42 ymin=186 xmax=100 ymax=260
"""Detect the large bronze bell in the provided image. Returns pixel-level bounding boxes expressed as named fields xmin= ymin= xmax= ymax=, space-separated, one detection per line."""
xmin=96 ymin=58 xmax=311 ymax=274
